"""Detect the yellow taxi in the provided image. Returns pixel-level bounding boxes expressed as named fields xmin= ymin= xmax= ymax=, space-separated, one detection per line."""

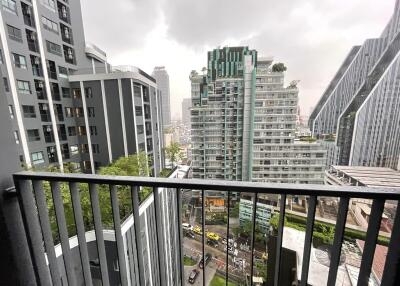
xmin=193 ymin=226 xmax=202 ymax=235
xmin=206 ymin=232 xmax=220 ymax=241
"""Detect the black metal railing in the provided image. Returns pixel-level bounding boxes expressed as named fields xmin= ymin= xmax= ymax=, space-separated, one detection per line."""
xmin=11 ymin=171 xmax=400 ymax=286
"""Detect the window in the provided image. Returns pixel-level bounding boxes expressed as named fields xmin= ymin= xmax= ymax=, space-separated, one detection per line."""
xmin=27 ymin=129 xmax=40 ymax=142
xmin=2 ymin=0 xmax=17 ymax=15
xmin=65 ymin=107 xmax=74 ymax=117
xmin=75 ymin=107 xmax=83 ymax=117
xmin=57 ymin=1 xmax=70 ymax=23
xmin=13 ymin=131 xmax=19 ymax=144
xmin=46 ymin=41 xmax=62 ymax=56
xmin=62 ymin=87 xmax=70 ymax=97
xmin=137 ymin=125 xmax=144 ymax=134
xmin=7 ymin=25 xmax=22 ymax=42
xmin=32 ymin=151 xmax=45 ymax=165
xmin=85 ymin=87 xmax=92 ymax=98
xmin=47 ymin=146 xmax=57 ymax=163
xmin=22 ymin=105 xmax=36 ymax=118
xmin=58 ymin=66 xmax=68 ymax=78
xmin=35 ymin=80 xmax=46 ymax=99
xmin=78 ymin=126 xmax=86 ymax=136
xmin=68 ymin=126 xmax=76 ymax=136
xmin=30 ymin=55 xmax=42 ymax=76
xmin=21 ymin=2 xmax=34 ymax=27
xmin=90 ymin=126 xmax=97 ymax=136
xmin=12 ymin=53 xmax=27 ymax=69
xmin=41 ymin=0 xmax=55 ymax=12
xmin=92 ymin=144 xmax=100 ymax=154
xmin=72 ymin=88 xmax=81 ymax=99
xmin=3 ymin=77 xmax=9 ymax=92
xmin=17 ymin=80 xmax=31 ymax=94
xmin=63 ymin=45 xmax=75 ymax=64
xmin=42 ymin=16 xmax=58 ymax=33
xmin=47 ymin=60 xmax=57 ymax=79
xmin=8 ymin=105 xmax=14 ymax=118
xmin=135 ymin=106 xmax=142 ymax=116
xmin=70 ymin=144 xmax=79 ymax=155
xmin=60 ymin=23 xmax=72 ymax=44
xmin=87 ymin=107 xmax=95 ymax=117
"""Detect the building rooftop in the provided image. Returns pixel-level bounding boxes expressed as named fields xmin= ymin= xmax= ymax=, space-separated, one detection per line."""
xmin=329 ymin=166 xmax=400 ymax=188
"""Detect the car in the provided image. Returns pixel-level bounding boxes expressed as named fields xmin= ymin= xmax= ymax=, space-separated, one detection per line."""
xmin=193 ymin=225 xmax=202 ymax=235
xmin=188 ymin=269 xmax=199 ymax=284
xmin=207 ymin=239 xmax=218 ymax=247
xmin=182 ymin=223 xmax=193 ymax=231
xmin=199 ymin=253 xmax=212 ymax=269
xmin=206 ymin=232 xmax=220 ymax=241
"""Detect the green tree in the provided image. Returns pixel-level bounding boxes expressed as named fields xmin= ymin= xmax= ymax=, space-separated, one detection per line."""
xmin=41 ymin=152 xmax=151 ymax=242
xmin=164 ymin=142 xmax=182 ymax=167
xmin=272 ymin=63 xmax=287 ymax=72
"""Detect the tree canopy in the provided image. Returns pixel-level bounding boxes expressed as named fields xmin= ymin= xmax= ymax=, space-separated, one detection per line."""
xmin=41 ymin=153 xmax=151 ymax=243
xmin=165 ymin=142 xmax=182 ymax=167
xmin=272 ymin=63 xmax=287 ymax=72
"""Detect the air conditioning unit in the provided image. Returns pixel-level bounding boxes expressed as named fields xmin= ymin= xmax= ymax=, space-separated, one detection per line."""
xmin=34 ymin=57 xmax=40 ymax=64
xmin=30 ymin=34 xmax=36 ymax=40
xmin=38 ymin=81 xmax=44 ymax=88
xmin=42 ymin=105 xmax=48 ymax=110
xmin=46 ymin=126 xmax=51 ymax=132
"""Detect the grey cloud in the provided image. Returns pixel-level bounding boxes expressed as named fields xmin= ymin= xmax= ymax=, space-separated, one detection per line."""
xmin=81 ymin=0 xmax=161 ymax=54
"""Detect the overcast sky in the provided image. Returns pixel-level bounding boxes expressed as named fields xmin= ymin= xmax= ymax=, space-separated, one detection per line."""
xmin=81 ymin=0 xmax=394 ymax=120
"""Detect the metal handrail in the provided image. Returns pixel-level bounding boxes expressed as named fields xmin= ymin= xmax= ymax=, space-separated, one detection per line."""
xmin=13 ymin=171 xmax=400 ymax=199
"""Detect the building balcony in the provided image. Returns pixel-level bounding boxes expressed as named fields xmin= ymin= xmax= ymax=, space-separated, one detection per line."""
xmin=3 ymin=169 xmax=400 ymax=286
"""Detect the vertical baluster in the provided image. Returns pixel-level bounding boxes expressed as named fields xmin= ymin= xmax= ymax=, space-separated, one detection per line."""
xmin=202 ymin=189 xmax=206 ymax=286
xmin=131 ymin=185 xmax=145 ymax=285
xmin=300 ymin=195 xmax=317 ymax=286
xmin=176 ymin=188 xmax=184 ymax=285
xmin=225 ymin=191 xmax=230 ymax=286
xmin=32 ymin=180 xmax=61 ymax=286
xmin=327 ymin=197 xmax=349 ymax=286
xmin=250 ymin=193 xmax=258 ymax=285
xmin=51 ymin=181 xmax=76 ymax=285
xmin=110 ymin=185 xmax=128 ymax=286
xmin=69 ymin=182 xmax=93 ymax=286
xmin=381 ymin=200 xmax=400 ymax=285
xmin=152 ymin=186 xmax=164 ymax=286
xmin=89 ymin=183 xmax=110 ymax=286
xmin=274 ymin=194 xmax=286 ymax=286
xmin=357 ymin=199 xmax=384 ymax=286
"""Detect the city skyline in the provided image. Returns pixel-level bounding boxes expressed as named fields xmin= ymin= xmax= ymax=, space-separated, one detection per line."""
xmin=80 ymin=0 xmax=394 ymax=120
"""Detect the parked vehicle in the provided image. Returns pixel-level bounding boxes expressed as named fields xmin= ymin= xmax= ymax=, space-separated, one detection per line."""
xmin=182 ymin=223 xmax=193 ymax=231
xmin=207 ymin=239 xmax=218 ymax=247
xmin=193 ymin=225 xmax=202 ymax=235
xmin=188 ymin=269 xmax=199 ymax=284
xmin=199 ymin=253 xmax=212 ymax=269
xmin=206 ymin=232 xmax=220 ymax=241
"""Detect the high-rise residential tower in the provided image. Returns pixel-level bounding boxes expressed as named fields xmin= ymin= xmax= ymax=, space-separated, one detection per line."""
xmin=0 ymin=0 xmax=164 ymax=174
xmin=191 ymin=47 xmax=326 ymax=183
xmin=181 ymin=97 xmax=191 ymax=127
xmin=152 ymin=66 xmax=171 ymax=128
xmin=309 ymin=0 xmax=400 ymax=169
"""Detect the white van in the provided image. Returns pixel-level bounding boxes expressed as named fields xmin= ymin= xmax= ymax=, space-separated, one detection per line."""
xmin=182 ymin=223 xmax=193 ymax=231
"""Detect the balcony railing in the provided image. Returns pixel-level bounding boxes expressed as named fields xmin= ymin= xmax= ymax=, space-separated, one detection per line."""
xmin=10 ymin=170 xmax=400 ymax=286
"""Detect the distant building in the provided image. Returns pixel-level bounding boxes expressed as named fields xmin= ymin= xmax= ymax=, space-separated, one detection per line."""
xmin=309 ymin=0 xmax=400 ymax=169
xmin=325 ymin=165 xmax=398 ymax=232
xmin=152 ymin=66 xmax=171 ymax=128
xmin=0 ymin=0 xmax=164 ymax=174
xmin=239 ymin=196 xmax=275 ymax=234
xmin=190 ymin=47 xmax=326 ymax=183
xmin=181 ymin=98 xmax=191 ymax=127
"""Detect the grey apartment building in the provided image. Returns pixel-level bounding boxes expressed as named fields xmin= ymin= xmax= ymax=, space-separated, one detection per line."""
xmin=191 ymin=47 xmax=326 ymax=183
xmin=0 ymin=0 xmax=164 ymax=174
xmin=152 ymin=66 xmax=171 ymax=128
xmin=181 ymin=97 xmax=191 ymax=127
xmin=309 ymin=0 xmax=400 ymax=170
